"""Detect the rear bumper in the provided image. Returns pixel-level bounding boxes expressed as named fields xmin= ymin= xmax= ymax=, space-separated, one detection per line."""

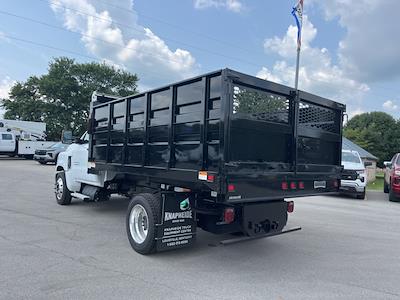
xmin=225 ymin=176 xmax=340 ymax=203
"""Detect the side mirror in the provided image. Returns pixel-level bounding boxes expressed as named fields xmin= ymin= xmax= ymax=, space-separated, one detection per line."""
xmin=364 ymin=161 xmax=372 ymax=167
xmin=384 ymin=161 xmax=392 ymax=168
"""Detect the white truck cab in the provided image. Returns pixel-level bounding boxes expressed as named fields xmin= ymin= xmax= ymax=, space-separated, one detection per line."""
xmin=340 ymin=149 xmax=367 ymax=199
xmin=0 ymin=132 xmax=16 ymax=153
xmin=55 ymin=132 xmax=115 ymax=204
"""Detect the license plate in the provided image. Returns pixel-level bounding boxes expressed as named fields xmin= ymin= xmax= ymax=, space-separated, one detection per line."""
xmin=314 ymin=180 xmax=326 ymax=189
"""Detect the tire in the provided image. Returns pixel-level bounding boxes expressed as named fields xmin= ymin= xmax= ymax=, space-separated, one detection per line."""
xmin=55 ymin=172 xmax=72 ymax=205
xmin=389 ymin=187 xmax=399 ymax=202
xmin=356 ymin=191 xmax=366 ymax=199
xmin=384 ymin=181 xmax=389 ymax=193
xmin=126 ymin=193 xmax=161 ymax=255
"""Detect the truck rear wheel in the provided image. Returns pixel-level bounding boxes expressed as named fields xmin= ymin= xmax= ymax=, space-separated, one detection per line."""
xmin=55 ymin=172 xmax=72 ymax=205
xmin=126 ymin=193 xmax=161 ymax=255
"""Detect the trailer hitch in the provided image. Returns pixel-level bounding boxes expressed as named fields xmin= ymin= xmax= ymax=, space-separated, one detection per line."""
xmin=220 ymin=226 xmax=302 ymax=246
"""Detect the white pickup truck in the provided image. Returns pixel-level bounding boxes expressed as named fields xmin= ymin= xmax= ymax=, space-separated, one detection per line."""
xmin=340 ymin=149 xmax=368 ymax=199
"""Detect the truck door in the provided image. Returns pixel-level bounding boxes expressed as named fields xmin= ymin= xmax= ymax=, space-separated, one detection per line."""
xmin=0 ymin=133 xmax=16 ymax=152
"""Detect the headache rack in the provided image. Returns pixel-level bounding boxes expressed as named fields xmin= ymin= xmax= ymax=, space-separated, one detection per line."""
xmin=88 ymin=68 xmax=346 ymax=202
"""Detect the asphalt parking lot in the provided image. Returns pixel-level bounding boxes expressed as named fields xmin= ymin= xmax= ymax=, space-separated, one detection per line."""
xmin=1 ymin=157 xmax=400 ymax=300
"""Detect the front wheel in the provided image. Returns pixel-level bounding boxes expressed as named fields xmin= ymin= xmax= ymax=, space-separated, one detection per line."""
xmin=356 ymin=190 xmax=366 ymax=199
xmin=126 ymin=193 xmax=161 ymax=255
xmin=55 ymin=172 xmax=72 ymax=205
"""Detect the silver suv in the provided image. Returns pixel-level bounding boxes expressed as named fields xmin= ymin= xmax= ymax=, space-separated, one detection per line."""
xmin=34 ymin=142 xmax=69 ymax=164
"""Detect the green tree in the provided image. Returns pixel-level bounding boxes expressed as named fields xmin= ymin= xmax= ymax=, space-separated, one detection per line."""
xmin=1 ymin=57 xmax=138 ymax=140
xmin=344 ymin=112 xmax=400 ymax=166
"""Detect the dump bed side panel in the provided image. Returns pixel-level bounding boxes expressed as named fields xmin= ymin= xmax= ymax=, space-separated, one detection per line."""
xmin=296 ymin=90 xmax=343 ymax=173
xmin=89 ymin=71 xmax=226 ymax=190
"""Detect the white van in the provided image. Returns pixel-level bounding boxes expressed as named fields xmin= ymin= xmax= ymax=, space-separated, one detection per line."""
xmin=340 ymin=150 xmax=367 ymax=199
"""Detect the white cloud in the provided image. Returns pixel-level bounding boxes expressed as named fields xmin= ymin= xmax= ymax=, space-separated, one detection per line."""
xmin=194 ymin=0 xmax=244 ymax=13
xmin=347 ymin=108 xmax=364 ymax=120
xmin=0 ymin=76 xmax=15 ymax=100
xmin=259 ymin=16 xmax=369 ymax=117
xmin=0 ymin=31 xmax=11 ymax=43
xmin=256 ymin=67 xmax=282 ymax=84
xmin=383 ymin=100 xmax=398 ymax=111
xmin=50 ymin=0 xmax=198 ymax=88
xmin=316 ymin=0 xmax=400 ymax=83
xmin=0 ymin=76 xmax=15 ymax=118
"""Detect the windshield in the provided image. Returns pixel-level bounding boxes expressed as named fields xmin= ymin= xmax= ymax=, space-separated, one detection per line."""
xmin=342 ymin=151 xmax=362 ymax=164
xmin=81 ymin=132 xmax=89 ymax=142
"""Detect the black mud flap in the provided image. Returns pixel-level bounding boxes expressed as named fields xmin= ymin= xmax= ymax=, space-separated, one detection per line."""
xmin=156 ymin=192 xmax=197 ymax=252
xmin=242 ymin=201 xmax=288 ymax=237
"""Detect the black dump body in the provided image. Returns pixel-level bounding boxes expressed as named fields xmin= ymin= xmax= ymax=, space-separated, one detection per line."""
xmin=88 ymin=69 xmax=345 ymax=203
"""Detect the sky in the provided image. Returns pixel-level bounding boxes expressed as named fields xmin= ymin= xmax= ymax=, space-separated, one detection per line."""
xmin=0 ymin=0 xmax=400 ymax=119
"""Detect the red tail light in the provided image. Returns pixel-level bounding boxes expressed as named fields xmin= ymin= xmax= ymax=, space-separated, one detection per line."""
xmin=228 ymin=184 xmax=235 ymax=192
xmin=207 ymin=174 xmax=215 ymax=182
xmin=223 ymin=208 xmax=235 ymax=224
xmin=281 ymin=182 xmax=288 ymax=190
xmin=287 ymin=201 xmax=294 ymax=213
xmin=290 ymin=182 xmax=297 ymax=190
xmin=298 ymin=181 xmax=305 ymax=189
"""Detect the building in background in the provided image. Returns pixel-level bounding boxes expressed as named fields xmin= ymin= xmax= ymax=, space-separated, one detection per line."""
xmin=342 ymin=137 xmax=378 ymax=182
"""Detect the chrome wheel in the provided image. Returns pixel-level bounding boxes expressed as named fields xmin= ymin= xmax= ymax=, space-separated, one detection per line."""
xmin=129 ymin=204 xmax=149 ymax=244
xmin=55 ymin=177 xmax=64 ymax=200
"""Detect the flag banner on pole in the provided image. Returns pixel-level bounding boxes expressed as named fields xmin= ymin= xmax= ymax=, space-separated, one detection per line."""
xmin=292 ymin=0 xmax=303 ymax=49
